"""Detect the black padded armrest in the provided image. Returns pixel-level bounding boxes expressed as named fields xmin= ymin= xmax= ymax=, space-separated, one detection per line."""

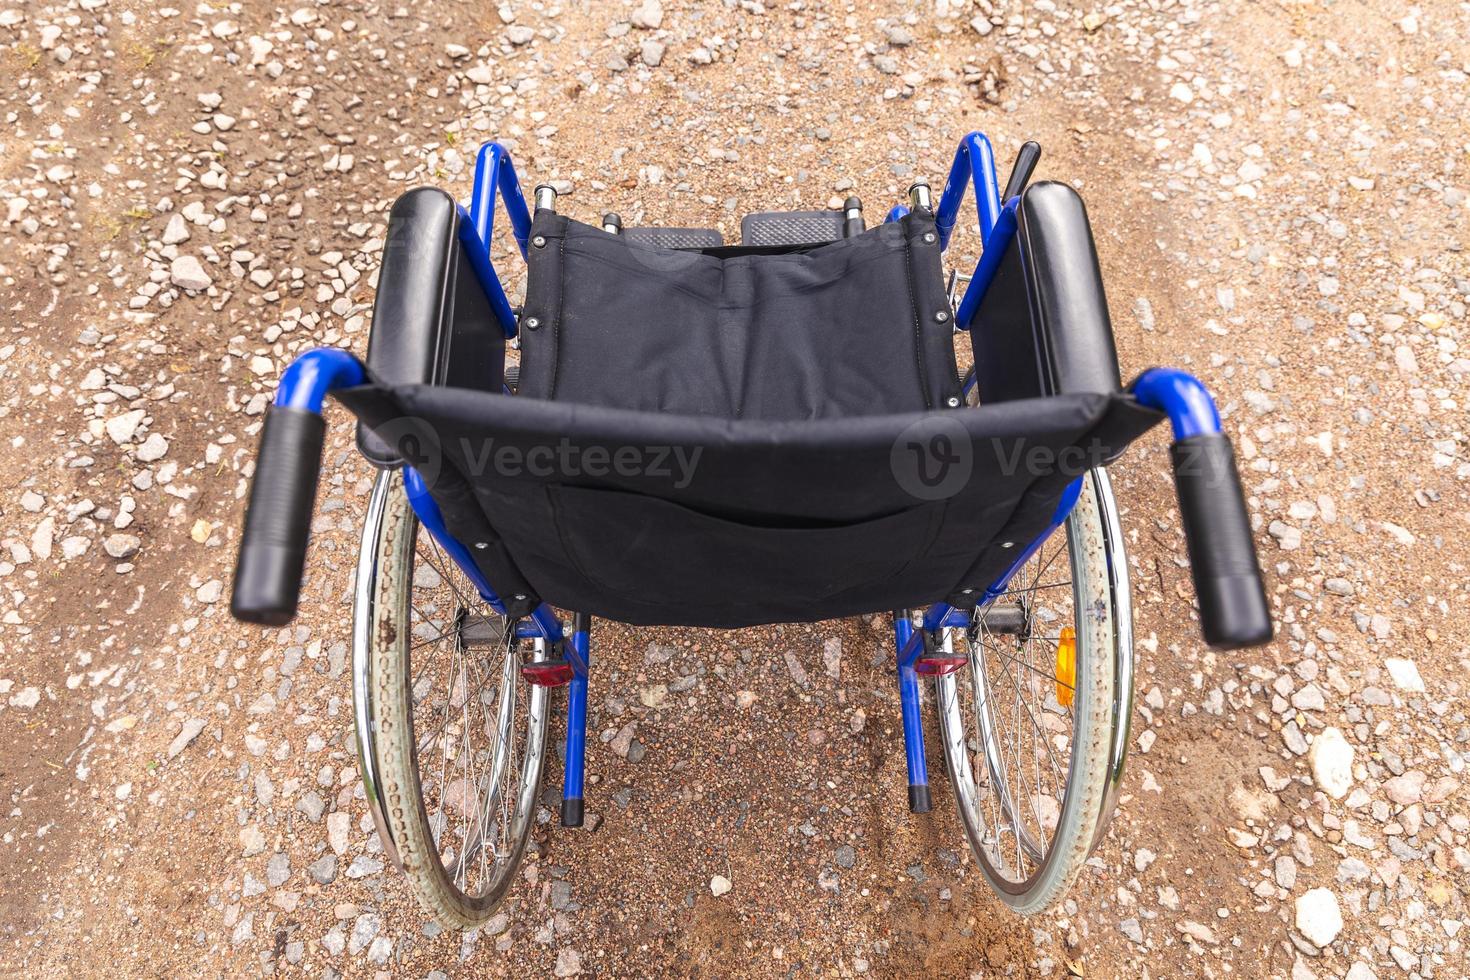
xmin=969 ymin=181 xmax=1122 ymax=402
xmin=357 ymin=188 xmax=505 ymax=466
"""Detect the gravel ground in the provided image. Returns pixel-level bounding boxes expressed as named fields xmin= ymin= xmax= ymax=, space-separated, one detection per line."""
xmin=2 ymin=0 xmax=1468 ymax=977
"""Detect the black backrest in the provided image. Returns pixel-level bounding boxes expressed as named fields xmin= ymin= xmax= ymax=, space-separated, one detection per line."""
xmin=357 ymin=188 xmax=504 ymax=465
xmin=970 ymin=181 xmax=1123 ymax=402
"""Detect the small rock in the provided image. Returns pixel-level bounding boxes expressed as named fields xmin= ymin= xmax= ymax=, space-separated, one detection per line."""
xmin=135 ymin=433 xmax=169 ymax=462
xmin=1309 ymin=727 xmax=1354 ymax=799
xmin=103 ymin=534 xmax=141 ymax=559
xmin=327 ymin=811 xmax=351 ymax=854
xmin=348 ymin=912 xmax=380 ymax=955
xmin=553 ymin=948 xmax=583 ymax=977
xmin=629 ymin=0 xmax=663 ymax=29
xmin=1269 ymin=521 xmax=1302 ymax=550
xmin=105 ymin=409 xmax=146 ymax=445
xmin=308 ymin=854 xmax=338 ymax=884
xmin=267 ymin=852 xmax=291 ymax=887
xmin=1275 ymin=855 xmax=1298 ymax=890
xmin=162 ymin=213 xmax=190 ymax=245
xmin=1294 ymin=888 xmax=1344 ymax=947
xmin=1290 ymin=684 xmax=1325 ymax=712
xmin=1177 ymin=920 xmax=1218 ymax=945
xmin=239 ymin=825 xmax=266 ymax=857
xmin=610 ymin=721 xmax=638 ymax=759
xmin=168 ymin=718 xmax=207 ymax=758
xmin=345 ymin=855 xmax=383 ymax=879
xmin=710 ymin=875 xmax=732 ymax=897
xmin=1382 ymin=658 xmax=1424 ymax=693
xmin=1382 ymin=771 xmax=1425 ymax=806
xmin=170 ymin=255 xmax=212 ymax=291
xmin=640 ymin=40 xmax=665 ymax=67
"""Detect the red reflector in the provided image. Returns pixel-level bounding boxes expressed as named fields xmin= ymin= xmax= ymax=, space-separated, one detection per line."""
xmin=521 ymin=661 xmax=575 ymax=687
xmin=914 ymin=655 xmax=967 ymax=677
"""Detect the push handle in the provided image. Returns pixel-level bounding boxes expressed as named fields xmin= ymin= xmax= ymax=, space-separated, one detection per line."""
xmin=230 ymin=405 xmax=327 ymax=626
xmin=1001 ymin=140 xmax=1041 ymax=201
xmin=1170 ymin=433 xmax=1272 ymax=649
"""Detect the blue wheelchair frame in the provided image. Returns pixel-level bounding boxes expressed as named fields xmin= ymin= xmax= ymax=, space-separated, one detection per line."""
xmin=276 ymin=133 xmax=1225 ymax=821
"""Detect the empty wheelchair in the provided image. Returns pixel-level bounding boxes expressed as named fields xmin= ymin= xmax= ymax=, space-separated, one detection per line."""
xmin=230 ymin=132 xmax=1272 ymax=926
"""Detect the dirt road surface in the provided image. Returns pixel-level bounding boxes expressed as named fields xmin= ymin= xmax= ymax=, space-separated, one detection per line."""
xmin=2 ymin=0 xmax=1467 ymax=977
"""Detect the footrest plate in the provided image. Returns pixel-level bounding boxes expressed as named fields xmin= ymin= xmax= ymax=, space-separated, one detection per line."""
xmin=623 ymin=227 xmax=724 ymax=249
xmin=740 ymin=209 xmax=846 ymax=247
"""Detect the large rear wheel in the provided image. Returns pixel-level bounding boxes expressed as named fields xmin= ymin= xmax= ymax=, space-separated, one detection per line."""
xmin=352 ymin=469 xmax=550 ymax=927
xmin=936 ymin=469 xmax=1133 ymax=914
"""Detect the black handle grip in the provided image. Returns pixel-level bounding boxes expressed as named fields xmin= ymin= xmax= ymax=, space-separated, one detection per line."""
xmin=231 ymin=406 xmax=326 ymax=626
xmin=1170 ymin=433 xmax=1273 ymax=649
xmin=1002 ymin=140 xmax=1041 ymax=201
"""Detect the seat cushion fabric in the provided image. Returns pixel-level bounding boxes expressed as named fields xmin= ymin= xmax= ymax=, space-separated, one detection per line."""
xmin=514 ymin=210 xmax=961 ymax=420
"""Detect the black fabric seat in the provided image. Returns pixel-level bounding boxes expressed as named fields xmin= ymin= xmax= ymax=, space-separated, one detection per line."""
xmin=514 ymin=211 xmax=962 ymax=419
xmin=337 ymin=384 xmax=1157 ymax=627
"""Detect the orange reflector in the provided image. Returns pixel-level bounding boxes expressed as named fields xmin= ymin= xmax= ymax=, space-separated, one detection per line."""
xmin=1055 ymin=627 xmax=1076 ymax=707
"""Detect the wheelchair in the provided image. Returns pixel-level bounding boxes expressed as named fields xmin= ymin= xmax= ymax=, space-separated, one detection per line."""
xmin=230 ymin=132 xmax=1271 ymax=926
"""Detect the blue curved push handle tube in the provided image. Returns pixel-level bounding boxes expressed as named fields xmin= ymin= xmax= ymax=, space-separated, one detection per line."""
xmin=1132 ymin=369 xmax=1272 ymax=650
xmin=232 ymin=349 xmax=366 ymax=626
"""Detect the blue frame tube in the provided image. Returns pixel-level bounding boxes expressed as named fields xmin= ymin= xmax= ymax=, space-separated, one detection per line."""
xmin=403 ymin=466 xmax=509 ymax=616
xmin=461 ymin=142 xmax=534 ymax=339
xmin=885 ymin=204 xmax=910 ymax=223
xmin=978 ymin=475 xmax=1084 ymax=605
xmin=456 ymin=206 xmax=519 ymax=337
xmin=469 ymin=141 xmax=532 ymax=260
xmin=1130 ymin=369 xmax=1222 ymax=439
xmin=562 ymin=621 xmax=590 ymax=816
xmin=274 ymin=347 xmax=365 ymax=411
xmin=934 ymin=132 xmax=1002 ymax=251
xmin=954 ymin=200 xmax=1018 ymax=331
xmin=894 ymin=614 xmax=929 ymax=805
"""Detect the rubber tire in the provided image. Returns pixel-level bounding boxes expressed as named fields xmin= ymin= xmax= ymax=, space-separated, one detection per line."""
xmin=362 ymin=470 xmax=548 ymax=927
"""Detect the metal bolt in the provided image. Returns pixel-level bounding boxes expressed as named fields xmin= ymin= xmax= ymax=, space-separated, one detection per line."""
xmin=1000 ymin=541 xmax=1014 ymax=549
xmin=945 ymin=396 xmax=961 ymax=408
xmin=532 ymin=235 xmax=547 ymax=248
xmin=513 ymin=594 xmax=527 ymax=601
xmin=922 ymin=232 xmax=936 ymax=244
xmin=474 ymin=542 xmax=488 ymax=549
xmin=935 ymin=309 xmax=950 ymax=323
xmin=523 ymin=316 xmax=541 ymax=330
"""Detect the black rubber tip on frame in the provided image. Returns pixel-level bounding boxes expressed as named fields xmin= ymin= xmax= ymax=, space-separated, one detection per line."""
xmin=561 ymin=797 xmax=584 ymax=828
xmin=908 ymin=784 xmax=932 ymax=814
